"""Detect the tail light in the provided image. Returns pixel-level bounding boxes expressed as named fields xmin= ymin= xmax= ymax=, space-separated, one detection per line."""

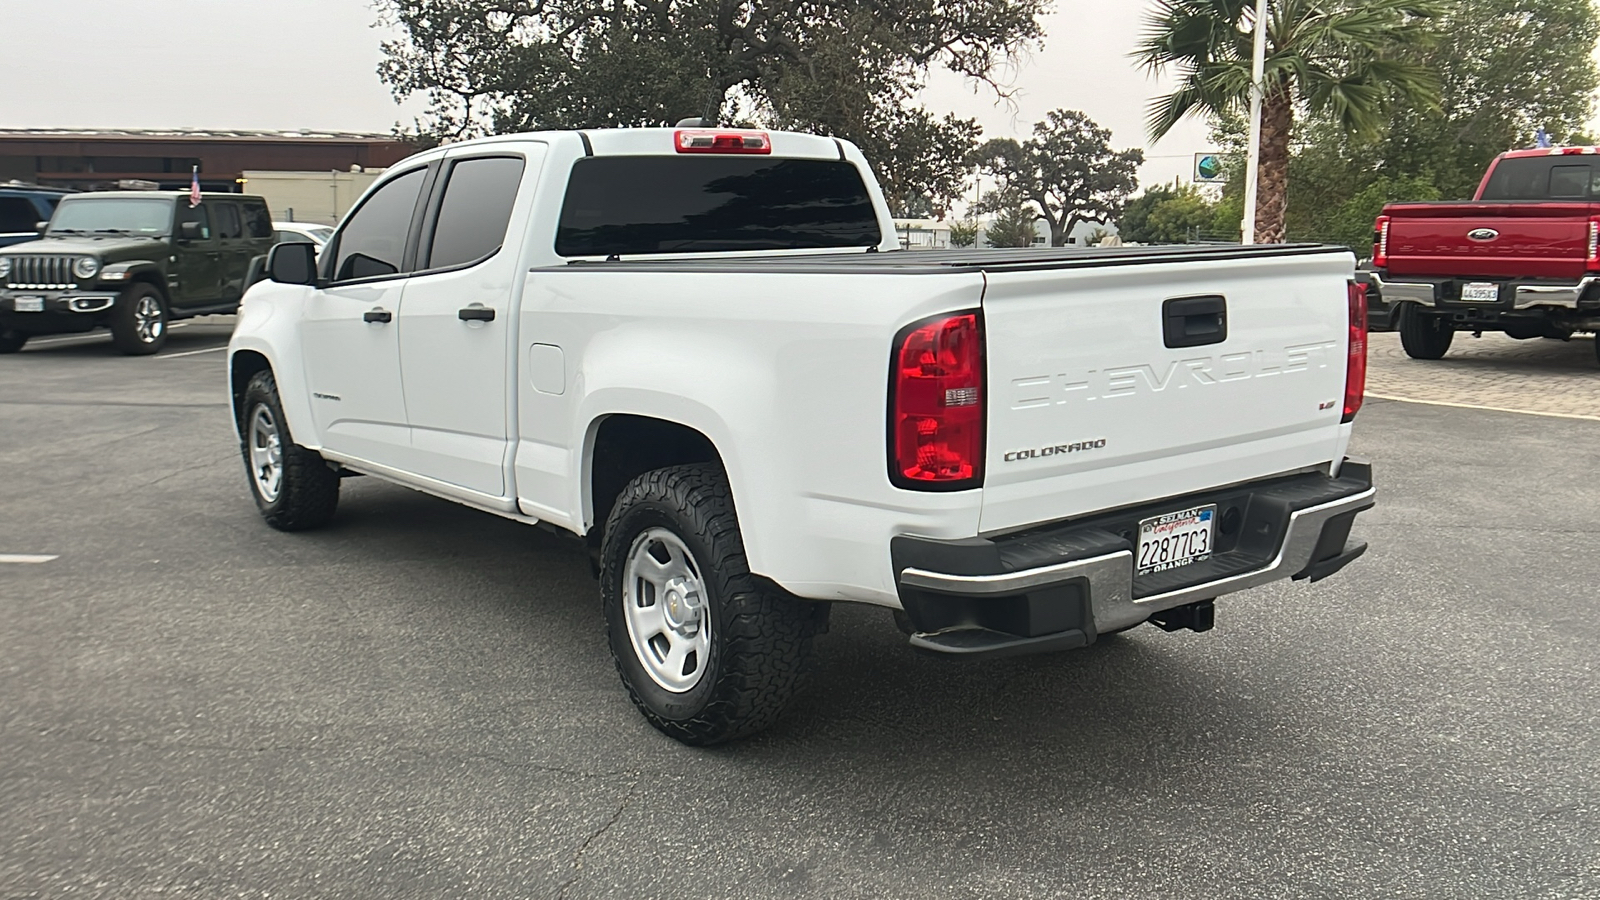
xmin=1343 ymin=281 xmax=1369 ymax=423
xmin=674 ymin=130 xmax=771 ymax=155
xmin=889 ymin=311 xmax=984 ymax=489
xmin=1586 ymin=216 xmax=1600 ymax=269
xmin=1372 ymin=215 xmax=1391 ymax=268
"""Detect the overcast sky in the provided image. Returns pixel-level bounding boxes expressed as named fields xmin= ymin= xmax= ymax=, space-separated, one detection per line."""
xmin=3 ymin=0 xmax=1221 ymax=189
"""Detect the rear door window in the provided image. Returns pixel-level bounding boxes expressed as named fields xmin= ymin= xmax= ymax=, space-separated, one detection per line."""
xmin=1481 ymin=157 xmax=1597 ymax=200
xmin=331 ymin=167 xmax=427 ymax=282
xmin=215 ymin=203 xmax=243 ymax=239
xmin=242 ymin=202 xmax=273 ymax=238
xmin=423 ymin=156 xmax=526 ymax=269
xmin=555 ymin=156 xmax=881 ymax=257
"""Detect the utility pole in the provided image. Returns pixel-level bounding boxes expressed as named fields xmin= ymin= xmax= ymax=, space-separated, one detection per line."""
xmin=1241 ymin=0 xmax=1269 ymax=245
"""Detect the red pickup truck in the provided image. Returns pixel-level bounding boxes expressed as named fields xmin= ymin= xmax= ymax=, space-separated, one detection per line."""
xmin=1370 ymin=147 xmax=1600 ymax=365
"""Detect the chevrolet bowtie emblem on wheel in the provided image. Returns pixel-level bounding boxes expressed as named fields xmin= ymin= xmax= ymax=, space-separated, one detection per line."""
xmin=1467 ymin=228 xmax=1499 ymax=242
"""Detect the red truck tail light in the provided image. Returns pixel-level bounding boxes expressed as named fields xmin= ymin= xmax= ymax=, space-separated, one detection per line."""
xmin=889 ymin=311 xmax=984 ymax=489
xmin=1343 ymin=281 xmax=1369 ymax=423
xmin=1372 ymin=215 xmax=1391 ymax=268
xmin=674 ymin=130 xmax=772 ymax=154
xmin=1587 ymin=216 xmax=1600 ymax=268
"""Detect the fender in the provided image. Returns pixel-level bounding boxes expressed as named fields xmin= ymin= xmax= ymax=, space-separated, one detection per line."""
xmin=227 ymin=282 xmax=319 ymax=450
xmin=100 ymin=260 xmax=166 ymax=294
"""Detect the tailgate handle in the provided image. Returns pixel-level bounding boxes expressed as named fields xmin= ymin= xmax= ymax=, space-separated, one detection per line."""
xmin=1163 ymin=295 xmax=1228 ymax=348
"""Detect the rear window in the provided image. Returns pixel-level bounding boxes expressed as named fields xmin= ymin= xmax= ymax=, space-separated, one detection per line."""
xmin=1480 ymin=157 xmax=1600 ymax=200
xmin=555 ymin=156 xmax=881 ymax=257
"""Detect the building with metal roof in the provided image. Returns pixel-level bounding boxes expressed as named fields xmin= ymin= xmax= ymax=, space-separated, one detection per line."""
xmin=0 ymin=129 xmax=416 ymax=192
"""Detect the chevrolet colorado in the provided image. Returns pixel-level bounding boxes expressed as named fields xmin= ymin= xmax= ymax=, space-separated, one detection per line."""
xmin=1371 ymin=147 xmax=1600 ymax=364
xmin=230 ymin=127 xmax=1375 ymax=744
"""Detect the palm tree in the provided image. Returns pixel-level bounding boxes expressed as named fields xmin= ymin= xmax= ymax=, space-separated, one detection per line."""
xmin=1135 ymin=0 xmax=1441 ymax=243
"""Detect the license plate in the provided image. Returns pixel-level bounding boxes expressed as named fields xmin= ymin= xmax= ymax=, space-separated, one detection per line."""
xmin=1461 ymin=282 xmax=1499 ymax=303
xmin=13 ymin=296 xmax=43 ymax=313
xmin=1137 ymin=505 xmax=1216 ymax=576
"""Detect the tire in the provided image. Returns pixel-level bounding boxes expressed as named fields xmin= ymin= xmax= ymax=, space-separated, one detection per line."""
xmin=600 ymin=463 xmax=826 ymax=745
xmin=1398 ymin=302 xmax=1454 ymax=360
xmin=1594 ymin=333 xmax=1600 ymax=368
xmin=240 ymin=369 xmax=340 ymax=531
xmin=0 ymin=328 xmax=26 ymax=354
xmin=109 ymin=283 xmax=169 ymax=355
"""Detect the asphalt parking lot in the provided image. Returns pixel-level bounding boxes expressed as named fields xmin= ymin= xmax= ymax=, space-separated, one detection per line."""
xmin=2 ymin=322 xmax=1597 ymax=899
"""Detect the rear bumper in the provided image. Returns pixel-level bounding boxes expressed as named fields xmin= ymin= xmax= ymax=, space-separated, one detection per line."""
xmin=1370 ymin=272 xmax=1599 ymax=310
xmin=891 ymin=462 xmax=1375 ymax=658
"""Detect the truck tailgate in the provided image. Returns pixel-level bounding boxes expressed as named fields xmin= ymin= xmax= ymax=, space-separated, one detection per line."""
xmin=1384 ymin=202 xmax=1597 ymax=279
xmin=980 ymin=249 xmax=1353 ymax=533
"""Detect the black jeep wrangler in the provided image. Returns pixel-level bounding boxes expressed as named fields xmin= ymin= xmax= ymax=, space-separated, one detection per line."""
xmin=0 ymin=191 xmax=274 ymax=354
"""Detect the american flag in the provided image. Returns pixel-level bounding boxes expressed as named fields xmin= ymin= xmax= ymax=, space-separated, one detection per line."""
xmin=189 ymin=166 xmax=202 ymax=207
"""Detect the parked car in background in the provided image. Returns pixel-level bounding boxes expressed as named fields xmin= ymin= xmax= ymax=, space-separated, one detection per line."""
xmin=0 ymin=192 xmax=274 ymax=354
xmin=273 ymin=222 xmax=333 ymax=254
xmin=1371 ymin=147 xmax=1600 ymax=365
xmin=0 ymin=183 xmax=75 ymax=249
xmin=231 ymin=127 xmax=1374 ymax=745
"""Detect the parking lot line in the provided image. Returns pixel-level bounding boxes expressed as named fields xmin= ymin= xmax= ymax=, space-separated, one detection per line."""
xmin=1366 ymin=391 xmax=1600 ymax=423
xmin=157 ymin=345 xmax=228 ymax=359
xmin=0 ymin=554 xmax=58 ymax=564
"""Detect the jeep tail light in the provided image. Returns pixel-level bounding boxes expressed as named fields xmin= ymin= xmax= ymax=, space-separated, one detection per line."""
xmin=1343 ymin=281 xmax=1368 ymax=424
xmin=1586 ymin=216 xmax=1600 ymax=269
xmin=890 ymin=311 xmax=984 ymax=489
xmin=1372 ymin=215 xmax=1391 ymax=268
xmin=674 ymin=130 xmax=772 ymax=155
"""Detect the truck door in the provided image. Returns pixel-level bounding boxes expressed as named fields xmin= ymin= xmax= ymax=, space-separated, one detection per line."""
xmin=172 ymin=202 xmax=220 ymax=307
xmin=300 ymin=166 xmax=431 ymax=468
xmin=396 ymin=148 xmax=542 ymax=498
xmin=212 ymin=201 xmax=250 ymax=304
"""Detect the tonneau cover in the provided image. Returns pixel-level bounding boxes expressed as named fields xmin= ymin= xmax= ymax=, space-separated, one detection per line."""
xmin=539 ymin=243 xmax=1349 ymax=275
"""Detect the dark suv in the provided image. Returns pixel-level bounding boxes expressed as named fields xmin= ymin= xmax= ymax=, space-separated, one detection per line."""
xmin=0 ymin=184 xmax=75 ymax=249
xmin=0 ymin=192 xmax=274 ymax=354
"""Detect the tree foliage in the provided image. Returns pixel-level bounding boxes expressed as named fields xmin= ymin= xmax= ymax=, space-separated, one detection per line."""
xmin=1119 ymin=183 xmax=1218 ymax=244
xmin=971 ymin=110 xmax=1144 ymax=246
xmin=1134 ymin=0 xmax=1442 ymax=242
xmin=978 ymin=190 xmax=1039 ymax=247
xmin=948 ymin=219 xmax=981 ymax=247
xmin=1375 ymin=0 xmax=1600 ymax=197
xmin=1200 ymin=0 xmax=1600 ymax=251
xmin=375 ymin=0 xmax=1047 ymax=216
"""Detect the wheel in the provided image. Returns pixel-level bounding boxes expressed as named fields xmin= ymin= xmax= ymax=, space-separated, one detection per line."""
xmin=1398 ymin=302 xmax=1454 ymax=360
xmin=600 ymin=464 xmax=826 ymax=745
xmin=1594 ymin=334 xmax=1600 ymax=368
xmin=240 ymin=369 xmax=340 ymax=531
xmin=0 ymin=328 xmax=26 ymax=353
xmin=109 ymin=283 xmax=169 ymax=355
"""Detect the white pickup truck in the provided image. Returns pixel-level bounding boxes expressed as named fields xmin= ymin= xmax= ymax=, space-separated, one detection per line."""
xmin=229 ymin=127 xmax=1375 ymax=744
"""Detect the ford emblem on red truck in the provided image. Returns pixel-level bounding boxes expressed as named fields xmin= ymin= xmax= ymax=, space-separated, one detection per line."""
xmin=1467 ymin=228 xmax=1499 ymax=242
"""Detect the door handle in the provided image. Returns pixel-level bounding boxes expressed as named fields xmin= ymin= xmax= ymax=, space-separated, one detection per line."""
xmin=458 ymin=306 xmax=496 ymax=322
xmin=363 ymin=309 xmax=392 ymax=323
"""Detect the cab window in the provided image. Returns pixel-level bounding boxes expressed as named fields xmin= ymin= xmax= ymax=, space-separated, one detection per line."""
xmin=175 ymin=203 xmax=212 ymax=240
xmin=331 ymin=168 xmax=427 ymax=282
xmin=423 ymin=156 xmax=525 ymax=270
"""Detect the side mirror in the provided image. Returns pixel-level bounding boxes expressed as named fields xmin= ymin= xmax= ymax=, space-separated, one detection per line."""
xmin=179 ymin=221 xmax=204 ymax=241
xmin=267 ymin=241 xmax=318 ymax=285
xmin=34 ymin=222 xmax=47 ymax=234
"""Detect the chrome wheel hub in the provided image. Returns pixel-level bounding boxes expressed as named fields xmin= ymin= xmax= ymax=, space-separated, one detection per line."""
xmin=247 ymin=404 xmax=283 ymax=503
xmin=622 ymin=528 xmax=711 ymax=693
xmin=133 ymin=295 xmax=164 ymax=343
